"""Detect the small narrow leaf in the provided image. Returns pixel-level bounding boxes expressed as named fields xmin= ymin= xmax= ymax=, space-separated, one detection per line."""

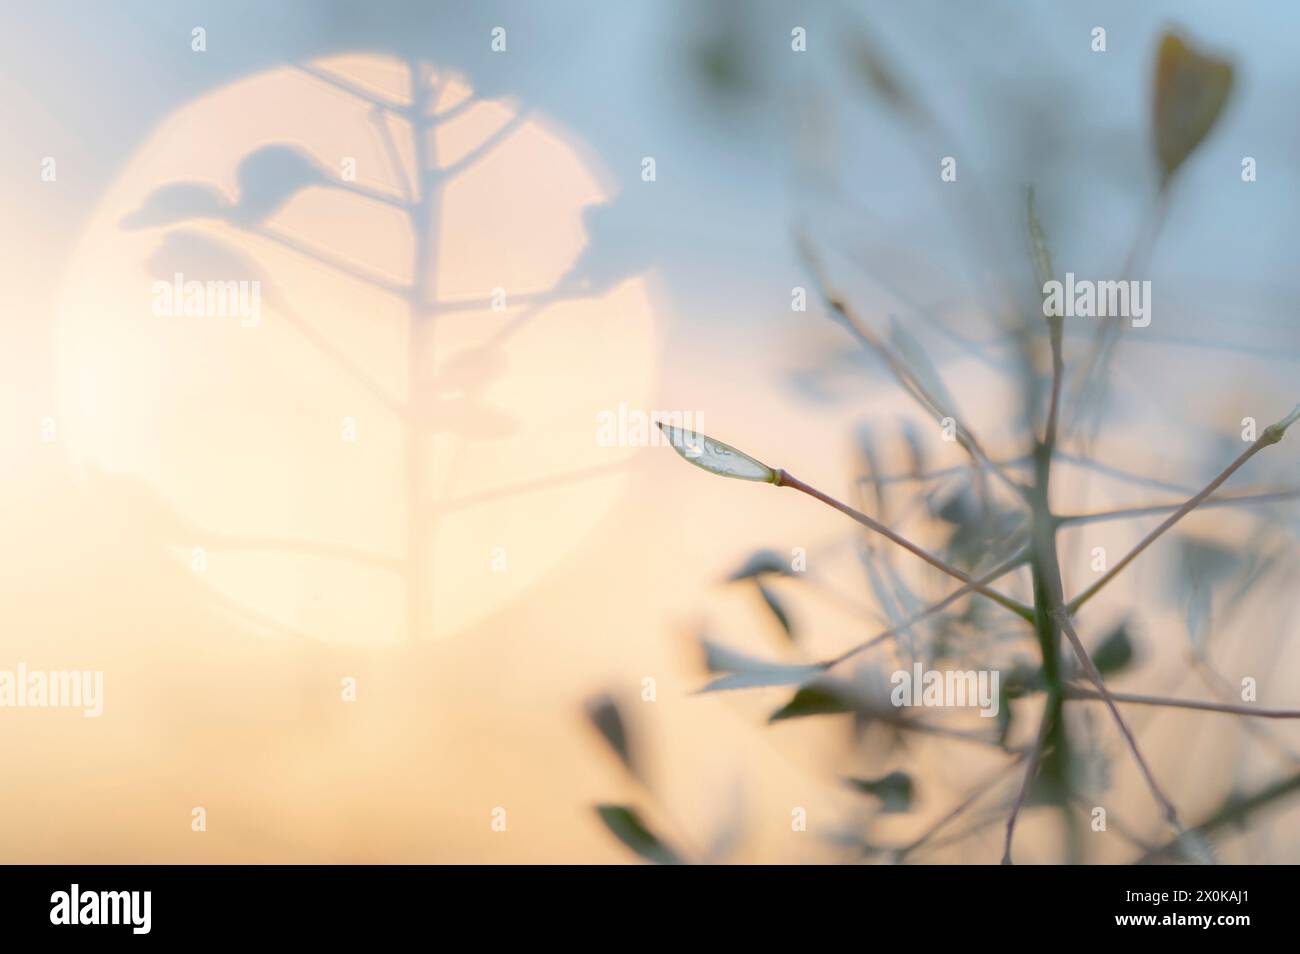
xmin=657 ymin=422 xmax=775 ymax=483
xmin=769 ymin=683 xmax=854 ymax=722
xmin=696 ymin=635 xmax=822 ymax=692
xmin=845 ymin=771 xmax=914 ymax=813
xmin=584 ymin=694 xmax=639 ymax=781
xmin=1026 ymin=187 xmax=1055 ymax=286
xmin=700 ymin=637 xmax=772 ymax=674
xmin=700 ymin=666 xmax=823 ymax=693
xmin=1154 ymin=31 xmax=1234 ymax=183
xmin=755 ymin=579 xmax=795 ymax=642
xmin=594 ymin=805 xmax=684 ymax=865
xmin=727 ymin=549 xmax=792 ymax=581
xmin=887 ymin=315 xmax=958 ymax=420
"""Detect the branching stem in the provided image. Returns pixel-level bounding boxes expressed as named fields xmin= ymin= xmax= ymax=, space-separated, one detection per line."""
xmin=775 ymin=469 xmax=1033 ymax=621
xmin=1055 ymin=609 xmax=1181 ymax=828
xmin=1064 ymin=686 xmax=1300 ymax=719
xmin=1068 ymin=406 xmax=1300 ymax=612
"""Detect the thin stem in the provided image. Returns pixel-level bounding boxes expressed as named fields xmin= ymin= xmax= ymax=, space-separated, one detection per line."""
xmin=338 ymin=180 xmax=410 ymax=210
xmin=1029 ymin=188 xmax=1065 ymax=462
xmin=295 ymin=62 xmax=401 ymax=110
xmin=369 ymin=106 xmax=414 ymax=201
xmin=1053 ymin=450 xmax=1196 ymax=495
xmin=1067 ymin=406 xmax=1300 ymax=613
xmin=1056 ymin=488 xmax=1300 ymax=527
xmin=851 ymin=447 xmax=1210 ymax=498
xmin=249 ymin=224 xmax=411 ymax=299
xmin=1043 ymin=315 xmax=1064 ymax=457
xmin=436 ymin=109 xmax=534 ymax=182
xmin=775 ymin=470 xmax=1033 ymax=621
xmin=1002 ymin=703 xmax=1054 ymax=864
xmin=1055 ymin=609 xmax=1181 ymax=828
xmin=1064 ymin=686 xmax=1300 ymax=719
xmin=1019 ymin=438 xmax=1078 ymax=861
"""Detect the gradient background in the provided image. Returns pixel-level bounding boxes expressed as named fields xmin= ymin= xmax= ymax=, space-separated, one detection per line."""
xmin=3 ymin=1 xmax=1300 ymax=863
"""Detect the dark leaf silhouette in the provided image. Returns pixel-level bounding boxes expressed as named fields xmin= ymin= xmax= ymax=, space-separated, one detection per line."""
xmin=594 ymin=805 xmax=683 ymax=865
xmin=888 ymin=315 xmax=959 ymax=421
xmin=1093 ymin=623 xmax=1136 ymax=676
xmin=769 ymin=683 xmax=855 ymax=722
xmin=696 ymin=635 xmax=821 ymax=692
xmin=584 ymin=694 xmax=639 ymax=781
xmin=231 ymin=143 xmax=327 ymax=226
xmin=122 ymin=143 xmax=329 ymax=232
xmin=558 ymin=195 xmax=657 ymax=293
xmin=120 ymin=181 xmax=230 ymax=229
xmin=726 ymin=548 xmax=792 ymax=581
xmin=1153 ymin=31 xmax=1234 ymax=183
xmin=846 ymin=771 xmax=914 ymax=813
xmin=699 ymin=665 xmax=823 ymax=694
xmin=755 ymin=579 xmax=795 ymax=642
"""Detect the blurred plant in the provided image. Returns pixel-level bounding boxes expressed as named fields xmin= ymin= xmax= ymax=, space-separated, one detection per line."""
xmin=118 ymin=57 xmax=629 ymax=642
xmin=594 ymin=27 xmax=1300 ymax=865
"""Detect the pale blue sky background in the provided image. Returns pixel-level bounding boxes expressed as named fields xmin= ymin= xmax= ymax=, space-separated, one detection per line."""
xmin=6 ymin=0 xmax=1299 ymax=306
